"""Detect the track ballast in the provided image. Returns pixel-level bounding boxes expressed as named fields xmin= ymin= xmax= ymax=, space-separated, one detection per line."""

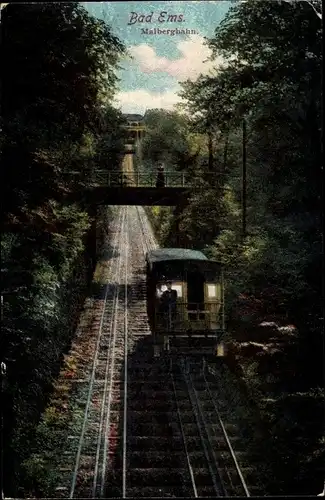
xmin=54 ymin=206 xmax=250 ymax=498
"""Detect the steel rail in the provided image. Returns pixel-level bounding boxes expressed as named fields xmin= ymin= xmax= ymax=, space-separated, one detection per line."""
xmin=91 ymin=265 xmax=120 ymax=496
xmin=198 ymin=368 xmax=236 ymax=495
xmin=69 ymin=207 xmax=125 ymax=499
xmin=184 ymin=364 xmax=224 ymax=496
xmin=121 ymin=206 xmax=157 ymax=496
xmin=122 ymin=207 xmax=129 ymax=498
xmin=188 ymin=368 xmax=227 ymax=496
xmin=170 ymin=363 xmax=198 ymax=498
xmin=203 ymin=369 xmax=250 ymax=497
xmin=99 ymin=207 xmax=128 ymax=497
xmin=91 ymin=207 xmax=127 ymax=496
xmin=96 ymin=206 xmax=150 ymax=498
xmin=199 ymin=382 xmax=236 ymax=497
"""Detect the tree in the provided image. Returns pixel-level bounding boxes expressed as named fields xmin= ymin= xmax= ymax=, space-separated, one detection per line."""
xmin=1 ymin=2 xmax=125 ymax=225
xmin=142 ymin=109 xmax=191 ymax=169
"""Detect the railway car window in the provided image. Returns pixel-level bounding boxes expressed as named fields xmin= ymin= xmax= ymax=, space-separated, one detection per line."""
xmin=207 ymin=284 xmax=217 ymax=297
xmin=172 ymin=284 xmax=183 ymax=297
xmin=216 ymin=343 xmax=225 ymax=357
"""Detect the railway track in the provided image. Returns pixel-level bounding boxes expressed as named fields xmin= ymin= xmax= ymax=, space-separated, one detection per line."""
xmin=63 ymin=207 xmax=130 ymax=498
xmin=172 ymin=359 xmax=251 ymax=497
xmin=54 ymin=205 xmax=251 ymax=498
xmin=54 ymin=207 xmax=129 ymax=498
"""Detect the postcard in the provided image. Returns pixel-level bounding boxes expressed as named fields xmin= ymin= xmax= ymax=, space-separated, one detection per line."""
xmin=2 ymin=1 xmax=323 ymax=498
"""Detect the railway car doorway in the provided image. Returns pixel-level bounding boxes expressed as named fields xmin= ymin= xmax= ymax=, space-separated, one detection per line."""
xmin=187 ymin=271 xmax=205 ymax=314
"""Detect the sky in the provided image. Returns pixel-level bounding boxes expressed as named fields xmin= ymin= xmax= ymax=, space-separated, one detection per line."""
xmin=83 ymin=1 xmax=233 ymax=115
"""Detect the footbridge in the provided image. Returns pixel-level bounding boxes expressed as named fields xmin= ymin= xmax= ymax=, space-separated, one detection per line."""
xmin=71 ymin=140 xmax=215 ymax=206
xmin=76 ymin=169 xmax=197 ymax=206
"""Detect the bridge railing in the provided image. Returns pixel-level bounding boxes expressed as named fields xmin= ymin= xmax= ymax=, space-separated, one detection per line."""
xmin=93 ymin=169 xmax=192 ymax=187
xmin=64 ymin=169 xmax=225 ymax=189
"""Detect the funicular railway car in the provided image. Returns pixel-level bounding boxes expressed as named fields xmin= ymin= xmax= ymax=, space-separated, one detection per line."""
xmin=146 ymin=248 xmax=225 ymax=358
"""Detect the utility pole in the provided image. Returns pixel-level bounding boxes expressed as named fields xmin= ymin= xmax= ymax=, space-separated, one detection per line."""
xmin=206 ymin=106 xmax=214 ymax=185
xmin=208 ymin=130 xmax=213 ymax=172
xmin=242 ymin=118 xmax=247 ymax=242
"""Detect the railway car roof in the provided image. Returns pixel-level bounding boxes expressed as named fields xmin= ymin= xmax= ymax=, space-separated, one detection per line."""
xmin=147 ymin=248 xmax=208 ymax=263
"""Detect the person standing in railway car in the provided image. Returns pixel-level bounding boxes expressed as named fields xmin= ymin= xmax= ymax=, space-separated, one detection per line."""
xmin=160 ymin=281 xmax=177 ymax=330
xmin=156 ymin=283 xmax=163 ymax=302
xmin=156 ymin=162 xmax=165 ymax=188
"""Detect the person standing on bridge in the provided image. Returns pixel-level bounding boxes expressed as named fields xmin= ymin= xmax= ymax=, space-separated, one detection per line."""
xmin=156 ymin=163 xmax=165 ymax=188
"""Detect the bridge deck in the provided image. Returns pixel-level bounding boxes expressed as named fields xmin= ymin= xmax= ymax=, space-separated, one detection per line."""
xmin=82 ymin=186 xmax=188 ymax=206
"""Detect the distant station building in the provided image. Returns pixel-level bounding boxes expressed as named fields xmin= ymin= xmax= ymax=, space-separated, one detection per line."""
xmin=123 ymin=114 xmax=146 ymax=143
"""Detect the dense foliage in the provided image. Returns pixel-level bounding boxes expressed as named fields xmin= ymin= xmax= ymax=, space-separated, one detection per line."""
xmin=141 ymin=108 xmax=200 ymax=171
xmin=1 ymin=3 xmax=125 ymax=495
xmin=146 ymin=0 xmax=323 ymax=494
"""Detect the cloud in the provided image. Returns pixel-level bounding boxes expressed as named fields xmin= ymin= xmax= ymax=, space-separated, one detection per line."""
xmin=114 ymin=88 xmax=183 ymax=115
xmin=117 ymin=35 xmax=227 ymax=114
xmin=128 ymin=34 xmax=225 ymax=81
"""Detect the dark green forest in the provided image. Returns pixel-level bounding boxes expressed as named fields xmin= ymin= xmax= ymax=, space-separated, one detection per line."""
xmin=1 ymin=3 xmax=126 ymax=494
xmin=1 ymin=0 xmax=323 ymax=497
